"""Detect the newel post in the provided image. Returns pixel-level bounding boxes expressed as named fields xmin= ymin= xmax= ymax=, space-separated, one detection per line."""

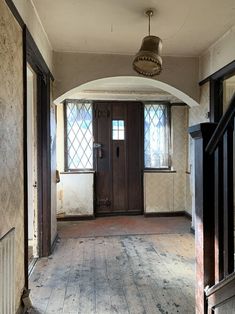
xmin=189 ymin=123 xmax=217 ymax=314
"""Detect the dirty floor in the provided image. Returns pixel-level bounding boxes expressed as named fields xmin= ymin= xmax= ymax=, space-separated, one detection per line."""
xmin=29 ymin=216 xmax=195 ymax=314
xmin=57 ymin=215 xmax=191 ymax=238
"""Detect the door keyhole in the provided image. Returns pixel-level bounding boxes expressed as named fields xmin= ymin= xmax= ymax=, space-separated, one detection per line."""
xmin=116 ymin=146 xmax=119 ymax=158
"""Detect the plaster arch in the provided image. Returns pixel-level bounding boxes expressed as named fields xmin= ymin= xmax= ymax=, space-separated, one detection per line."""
xmin=54 ymin=76 xmax=200 ymax=107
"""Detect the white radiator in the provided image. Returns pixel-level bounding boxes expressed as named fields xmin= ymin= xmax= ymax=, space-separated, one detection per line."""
xmin=0 ymin=228 xmax=15 ymax=314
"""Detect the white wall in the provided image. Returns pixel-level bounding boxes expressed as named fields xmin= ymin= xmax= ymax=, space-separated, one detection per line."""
xmin=199 ymin=25 xmax=235 ymax=80
xmin=53 ymin=51 xmax=199 ymax=103
xmin=57 ymin=173 xmax=94 ymax=217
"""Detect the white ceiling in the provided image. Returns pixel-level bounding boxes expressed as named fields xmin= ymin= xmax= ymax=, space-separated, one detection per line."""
xmin=32 ymin=0 xmax=235 ymax=56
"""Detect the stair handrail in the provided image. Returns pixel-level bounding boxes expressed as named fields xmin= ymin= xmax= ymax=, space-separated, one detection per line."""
xmin=206 ymin=92 xmax=235 ymax=154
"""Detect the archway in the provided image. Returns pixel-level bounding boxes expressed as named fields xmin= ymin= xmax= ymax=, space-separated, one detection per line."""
xmin=54 ymin=76 xmax=200 ymax=107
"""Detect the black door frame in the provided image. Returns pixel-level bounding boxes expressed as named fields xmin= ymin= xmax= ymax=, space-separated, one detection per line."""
xmin=23 ymin=27 xmax=54 ymax=288
xmin=199 ymin=60 xmax=235 ymax=122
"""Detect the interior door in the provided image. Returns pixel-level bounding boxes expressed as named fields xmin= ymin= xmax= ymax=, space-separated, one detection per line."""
xmin=94 ymin=101 xmax=143 ymax=215
xmin=27 ymin=65 xmax=39 ymax=266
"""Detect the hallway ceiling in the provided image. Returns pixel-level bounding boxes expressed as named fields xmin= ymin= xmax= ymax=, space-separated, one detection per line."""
xmin=32 ymin=0 xmax=235 ymax=56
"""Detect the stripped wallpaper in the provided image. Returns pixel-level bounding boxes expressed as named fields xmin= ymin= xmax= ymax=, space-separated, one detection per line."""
xmin=0 ymin=0 xmax=24 ymax=310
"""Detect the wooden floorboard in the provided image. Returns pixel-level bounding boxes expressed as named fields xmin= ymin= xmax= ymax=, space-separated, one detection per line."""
xmin=29 ymin=232 xmax=195 ymax=314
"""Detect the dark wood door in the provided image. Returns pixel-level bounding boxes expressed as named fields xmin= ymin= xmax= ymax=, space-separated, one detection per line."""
xmin=93 ymin=101 xmax=143 ymax=215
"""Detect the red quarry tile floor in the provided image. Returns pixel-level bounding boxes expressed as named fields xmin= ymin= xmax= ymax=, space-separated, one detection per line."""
xmin=57 ymin=215 xmax=191 ymax=238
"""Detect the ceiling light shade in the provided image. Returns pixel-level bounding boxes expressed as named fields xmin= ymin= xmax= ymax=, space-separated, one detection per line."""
xmin=133 ymin=9 xmax=163 ymax=76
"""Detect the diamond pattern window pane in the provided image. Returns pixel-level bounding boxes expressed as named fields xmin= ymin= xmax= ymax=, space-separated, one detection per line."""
xmin=144 ymin=104 xmax=169 ymax=168
xmin=66 ymin=101 xmax=93 ymax=169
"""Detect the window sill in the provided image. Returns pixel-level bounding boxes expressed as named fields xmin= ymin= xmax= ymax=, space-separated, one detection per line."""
xmin=60 ymin=170 xmax=95 ymax=174
xmin=144 ymin=169 xmax=177 ymax=173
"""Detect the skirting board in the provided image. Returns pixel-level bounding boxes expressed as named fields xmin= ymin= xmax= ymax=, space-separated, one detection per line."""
xmin=57 ymin=215 xmax=95 ymax=221
xmin=145 ymin=211 xmax=192 ymax=219
xmin=95 ymin=211 xmax=143 ymax=217
xmin=184 ymin=211 xmax=192 ymax=220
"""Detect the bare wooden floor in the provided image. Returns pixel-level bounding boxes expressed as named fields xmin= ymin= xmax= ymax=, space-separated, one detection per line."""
xmin=29 ymin=220 xmax=195 ymax=314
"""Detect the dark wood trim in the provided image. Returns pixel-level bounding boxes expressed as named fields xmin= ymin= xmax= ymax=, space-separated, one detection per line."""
xmin=144 ymin=211 xmax=185 ymax=218
xmin=24 ymin=25 xmax=52 ymax=258
xmin=184 ymin=211 xmax=192 ymax=220
xmin=5 ymin=0 xmax=25 ymax=28
xmin=206 ymin=93 xmax=235 ymax=153
xmin=223 ymin=126 xmax=234 ymax=276
xmin=199 ymin=60 xmax=235 ymax=86
xmin=209 ymin=79 xmax=223 ymax=122
xmin=95 ymin=211 xmax=143 ymax=217
xmin=189 ymin=122 xmax=217 ymax=313
xmin=57 ymin=215 xmax=95 ymax=221
xmin=37 ymin=74 xmax=52 ymax=257
xmin=199 ymin=77 xmax=210 ymax=86
xmin=190 ymin=227 xmax=195 ymax=235
xmin=23 ymin=27 xmax=28 ymax=290
xmin=206 ymin=272 xmax=235 ymax=297
xmin=25 ymin=28 xmax=54 ymax=81
xmin=214 ymin=144 xmax=224 ymax=282
xmin=206 ymin=272 xmax=235 ymax=310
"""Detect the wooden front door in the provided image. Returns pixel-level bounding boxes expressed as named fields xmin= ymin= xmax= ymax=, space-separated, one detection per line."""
xmin=93 ymin=101 xmax=143 ymax=215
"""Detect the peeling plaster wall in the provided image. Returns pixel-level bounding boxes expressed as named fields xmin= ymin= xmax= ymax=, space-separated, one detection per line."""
xmin=53 ymin=51 xmax=199 ymax=103
xmin=57 ymin=173 xmax=94 ymax=217
xmin=0 ymin=1 xmax=24 ymax=310
xmin=144 ymin=106 xmax=189 ymax=214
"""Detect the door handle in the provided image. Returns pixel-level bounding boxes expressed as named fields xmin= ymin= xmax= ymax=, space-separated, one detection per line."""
xmin=116 ymin=146 xmax=119 ymax=158
xmin=98 ymin=147 xmax=103 ymax=158
xmin=94 ymin=143 xmax=103 ymax=158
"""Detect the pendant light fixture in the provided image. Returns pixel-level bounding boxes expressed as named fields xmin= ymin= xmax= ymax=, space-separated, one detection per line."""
xmin=133 ymin=9 xmax=163 ymax=76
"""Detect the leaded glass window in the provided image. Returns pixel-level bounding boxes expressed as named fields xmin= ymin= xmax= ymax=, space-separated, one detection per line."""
xmin=144 ymin=103 xmax=170 ymax=168
xmin=65 ymin=100 xmax=93 ymax=170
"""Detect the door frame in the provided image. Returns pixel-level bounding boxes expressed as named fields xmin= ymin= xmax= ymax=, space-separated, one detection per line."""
xmin=199 ymin=60 xmax=235 ymax=122
xmin=93 ymin=101 xmax=144 ymax=216
xmin=23 ymin=27 xmax=54 ymax=288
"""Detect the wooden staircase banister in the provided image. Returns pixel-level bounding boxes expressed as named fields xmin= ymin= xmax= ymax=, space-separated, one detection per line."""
xmin=205 ymin=272 xmax=235 ymax=311
xmin=206 ymin=92 xmax=235 ymax=154
xmin=189 ymin=92 xmax=235 ymax=313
